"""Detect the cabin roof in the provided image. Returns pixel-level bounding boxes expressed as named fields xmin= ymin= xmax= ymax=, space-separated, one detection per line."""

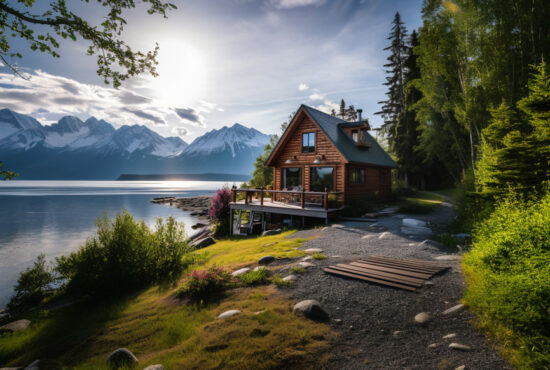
xmin=300 ymin=105 xmax=397 ymax=168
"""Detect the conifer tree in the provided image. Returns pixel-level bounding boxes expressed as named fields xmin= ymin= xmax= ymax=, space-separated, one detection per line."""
xmin=345 ymin=105 xmax=358 ymax=121
xmin=339 ymin=99 xmax=346 ymax=119
xmin=376 ymin=12 xmax=408 ymax=150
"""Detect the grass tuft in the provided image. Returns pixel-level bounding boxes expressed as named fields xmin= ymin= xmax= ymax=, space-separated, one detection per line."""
xmin=289 ymin=266 xmax=306 ymax=274
xmin=311 ymin=253 xmax=327 ymax=260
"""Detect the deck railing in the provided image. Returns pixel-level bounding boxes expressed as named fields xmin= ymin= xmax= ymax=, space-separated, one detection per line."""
xmin=231 ymin=186 xmax=344 ymax=210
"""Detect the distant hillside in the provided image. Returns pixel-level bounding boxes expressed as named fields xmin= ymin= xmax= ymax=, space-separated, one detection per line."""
xmin=0 ymin=109 xmax=270 ymax=179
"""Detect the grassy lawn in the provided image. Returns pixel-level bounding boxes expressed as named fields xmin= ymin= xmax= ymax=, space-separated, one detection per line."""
xmin=0 ymin=231 xmax=332 ymax=369
xmin=397 ymin=191 xmax=444 ymax=214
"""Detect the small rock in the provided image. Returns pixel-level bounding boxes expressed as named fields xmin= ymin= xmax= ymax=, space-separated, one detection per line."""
xmin=414 ymin=312 xmax=432 ymax=324
xmin=282 ymin=275 xmax=297 ymax=282
xmin=393 ymin=330 xmax=404 ymax=337
xmin=331 ymin=255 xmax=342 ymax=258
xmin=304 ymin=248 xmax=323 ymax=253
xmin=434 ymin=255 xmax=459 ymax=261
xmin=262 ymin=228 xmax=282 ymax=236
xmin=455 ymin=365 xmax=466 ymax=370
xmin=443 ymin=333 xmax=457 ymax=339
xmin=418 ymin=239 xmax=445 ymax=249
xmin=258 ymin=256 xmax=275 ymax=265
xmin=301 ymin=256 xmax=313 ymax=261
xmin=321 ymin=227 xmax=330 ymax=231
xmin=293 ymin=300 xmax=329 ymax=321
xmin=231 ymin=267 xmax=251 ymax=276
xmin=0 ymin=319 xmax=31 ymax=333
xmin=217 ymin=310 xmax=241 ymax=319
xmin=449 ymin=342 xmax=472 ymax=351
xmin=423 ymin=281 xmax=434 ymax=287
xmin=298 ymin=262 xmax=315 ymax=268
xmin=361 ymin=234 xmax=373 ymax=239
xmin=189 ymin=236 xmax=215 ymax=249
xmin=443 ymin=304 xmax=465 ymax=315
xmin=25 ymin=360 xmax=40 ymax=370
xmin=106 ymin=348 xmax=139 ymax=368
xmin=333 ymin=318 xmax=342 ymax=325
xmin=331 ymin=224 xmax=345 ymax=228
xmin=191 ymin=222 xmax=207 ymax=230
xmin=378 ymin=232 xmax=391 ymax=239
xmin=428 ymin=342 xmax=442 ymax=348
xmin=253 ymin=310 xmax=265 ymax=315
xmin=143 ymin=365 xmax=164 ymax=370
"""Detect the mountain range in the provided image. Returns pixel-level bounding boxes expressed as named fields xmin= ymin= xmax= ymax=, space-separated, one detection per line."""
xmin=0 ymin=109 xmax=270 ymax=179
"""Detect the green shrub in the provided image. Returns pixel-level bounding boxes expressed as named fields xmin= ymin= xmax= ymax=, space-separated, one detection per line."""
xmin=55 ymin=210 xmax=190 ymax=297
xmin=311 ymin=253 xmax=327 ymax=260
xmin=237 ymin=268 xmax=269 ymax=286
xmin=7 ymin=254 xmax=55 ymax=312
xmin=463 ymin=192 xmax=550 ymax=368
xmin=177 ymin=266 xmax=236 ymax=301
xmin=289 ymin=266 xmax=305 ymax=275
xmin=397 ymin=200 xmax=434 ymax=214
xmin=272 ymin=274 xmax=293 ymax=287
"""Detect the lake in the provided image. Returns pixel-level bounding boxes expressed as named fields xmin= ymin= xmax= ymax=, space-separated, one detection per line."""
xmin=0 ymin=180 xmax=235 ymax=307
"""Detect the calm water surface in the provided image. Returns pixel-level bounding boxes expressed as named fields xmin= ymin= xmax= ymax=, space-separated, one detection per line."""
xmin=0 ymin=180 xmax=236 ymax=307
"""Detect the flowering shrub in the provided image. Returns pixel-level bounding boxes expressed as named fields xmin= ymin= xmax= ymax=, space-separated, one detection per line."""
xmin=177 ymin=266 xmax=236 ymax=301
xmin=209 ymin=186 xmax=231 ymax=222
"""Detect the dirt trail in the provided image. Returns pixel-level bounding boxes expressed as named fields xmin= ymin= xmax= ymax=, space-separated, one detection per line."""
xmin=285 ymin=203 xmax=509 ymax=370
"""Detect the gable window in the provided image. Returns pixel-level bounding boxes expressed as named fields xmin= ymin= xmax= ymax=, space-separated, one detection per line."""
xmin=351 ymin=130 xmax=358 ymax=143
xmin=302 ymin=132 xmax=315 ymax=153
xmin=283 ymin=167 xmax=302 ymax=190
xmin=350 ymin=167 xmax=365 ymax=184
xmin=310 ymin=167 xmax=334 ymax=191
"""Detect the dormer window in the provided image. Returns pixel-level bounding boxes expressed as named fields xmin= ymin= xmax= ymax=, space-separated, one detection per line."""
xmin=302 ymin=132 xmax=315 ymax=153
xmin=351 ymin=130 xmax=358 ymax=143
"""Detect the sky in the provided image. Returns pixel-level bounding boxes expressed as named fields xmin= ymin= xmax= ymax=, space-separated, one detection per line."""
xmin=0 ymin=0 xmax=423 ymax=142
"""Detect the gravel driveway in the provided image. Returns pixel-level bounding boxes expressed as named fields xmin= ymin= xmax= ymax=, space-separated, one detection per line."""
xmin=283 ymin=200 xmax=510 ymax=370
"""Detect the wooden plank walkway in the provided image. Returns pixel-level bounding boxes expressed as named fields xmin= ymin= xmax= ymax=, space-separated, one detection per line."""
xmin=324 ymin=256 xmax=449 ymax=291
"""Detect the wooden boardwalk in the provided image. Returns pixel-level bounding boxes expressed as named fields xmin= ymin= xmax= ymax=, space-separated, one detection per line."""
xmin=324 ymin=256 xmax=449 ymax=291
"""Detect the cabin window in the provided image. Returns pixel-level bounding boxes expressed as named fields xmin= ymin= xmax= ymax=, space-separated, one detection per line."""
xmin=350 ymin=167 xmax=365 ymax=184
xmin=283 ymin=167 xmax=302 ymax=190
xmin=310 ymin=167 xmax=334 ymax=191
xmin=302 ymin=132 xmax=315 ymax=153
xmin=351 ymin=130 xmax=358 ymax=143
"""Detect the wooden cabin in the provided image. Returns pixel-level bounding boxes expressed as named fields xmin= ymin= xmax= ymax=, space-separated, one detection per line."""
xmin=228 ymin=104 xmax=397 ymax=234
xmin=265 ymin=104 xmax=396 ymax=203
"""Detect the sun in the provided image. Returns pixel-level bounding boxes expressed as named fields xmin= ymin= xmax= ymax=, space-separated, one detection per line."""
xmin=149 ymin=39 xmax=208 ymax=106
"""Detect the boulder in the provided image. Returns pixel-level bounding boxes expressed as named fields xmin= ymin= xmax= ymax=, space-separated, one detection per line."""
xmin=258 ymin=256 xmax=275 ymax=265
xmin=262 ymin=229 xmax=282 ymax=236
xmin=304 ymin=248 xmax=323 ymax=253
xmin=189 ymin=236 xmax=215 ymax=249
xmin=143 ymin=365 xmax=164 ymax=370
xmin=443 ymin=333 xmax=457 ymax=339
xmin=449 ymin=342 xmax=472 ymax=351
xmin=442 ymin=304 xmax=465 ymax=315
xmin=298 ymin=262 xmax=315 ymax=269
xmin=293 ymin=300 xmax=329 ymax=321
xmin=0 ymin=319 xmax=31 ymax=333
xmin=188 ymin=227 xmax=211 ymax=242
xmin=414 ymin=312 xmax=432 ymax=325
xmin=282 ymin=275 xmax=297 ymax=282
xmin=301 ymin=256 xmax=313 ymax=262
xmin=217 ymin=310 xmax=241 ymax=319
xmin=25 ymin=360 xmax=40 ymax=370
xmin=231 ymin=267 xmax=250 ymax=276
xmin=106 ymin=348 xmax=139 ymax=368
xmin=402 ymin=218 xmax=427 ymax=228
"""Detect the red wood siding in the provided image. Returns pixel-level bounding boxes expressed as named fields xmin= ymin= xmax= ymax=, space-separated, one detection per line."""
xmin=345 ymin=163 xmax=392 ymax=200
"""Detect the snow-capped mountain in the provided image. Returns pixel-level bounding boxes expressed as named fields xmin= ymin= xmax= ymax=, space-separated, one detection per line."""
xmin=0 ymin=109 xmax=270 ymax=179
xmin=175 ymin=123 xmax=270 ymax=174
xmin=0 ymin=108 xmax=188 ymax=156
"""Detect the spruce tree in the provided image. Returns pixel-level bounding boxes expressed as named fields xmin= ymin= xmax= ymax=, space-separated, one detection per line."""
xmin=339 ymin=99 xmax=346 ymax=119
xmin=376 ymin=12 xmax=408 ymax=150
xmin=345 ymin=105 xmax=358 ymax=121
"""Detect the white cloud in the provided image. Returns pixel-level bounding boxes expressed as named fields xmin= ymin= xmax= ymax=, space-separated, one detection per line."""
xmin=315 ymin=99 xmax=339 ymax=114
xmin=172 ymin=127 xmax=189 ymax=137
xmin=308 ymin=92 xmax=324 ymax=101
xmin=271 ymin=0 xmax=327 ymax=9
xmin=298 ymin=83 xmax=309 ymax=91
xmin=0 ymin=69 xmax=215 ymax=136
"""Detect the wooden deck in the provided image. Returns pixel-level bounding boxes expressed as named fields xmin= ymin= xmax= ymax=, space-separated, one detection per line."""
xmin=229 ymin=199 xmax=343 ymax=218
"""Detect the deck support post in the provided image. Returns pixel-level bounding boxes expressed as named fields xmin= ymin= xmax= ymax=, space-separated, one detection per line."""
xmin=237 ymin=210 xmax=242 ymax=234
xmin=260 ymin=188 xmax=264 ymax=206
xmin=324 ymin=188 xmax=329 ymax=210
xmin=249 ymin=211 xmax=254 ymax=234
xmin=261 ymin=212 xmax=265 ymax=233
xmin=229 ymin=209 xmax=233 ymax=236
xmin=301 ymin=190 xmax=305 ymax=208
xmin=325 ymin=216 xmax=328 ymax=225
xmin=302 ymin=216 xmax=305 ymax=227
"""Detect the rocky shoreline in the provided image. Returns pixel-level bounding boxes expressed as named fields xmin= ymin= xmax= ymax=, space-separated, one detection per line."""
xmin=151 ymin=195 xmax=212 ymax=221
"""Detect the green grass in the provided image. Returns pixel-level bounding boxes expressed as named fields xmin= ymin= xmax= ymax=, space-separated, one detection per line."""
xmin=398 ymin=191 xmax=444 ymax=214
xmin=272 ymin=274 xmax=294 ymax=287
xmin=0 ymin=231 xmax=332 ymax=368
xmin=237 ymin=268 xmax=269 ymax=286
xmin=289 ymin=266 xmax=305 ymax=275
xmin=311 ymin=253 xmax=327 ymax=260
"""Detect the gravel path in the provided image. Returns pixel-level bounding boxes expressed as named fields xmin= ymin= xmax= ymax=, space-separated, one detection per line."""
xmin=283 ymin=202 xmax=510 ymax=370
